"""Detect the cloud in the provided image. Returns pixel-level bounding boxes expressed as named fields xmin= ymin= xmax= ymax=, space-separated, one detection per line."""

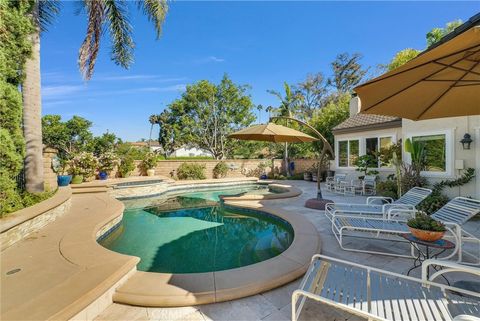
xmin=94 ymin=74 xmax=187 ymax=83
xmin=128 ymin=84 xmax=186 ymax=93
xmin=42 ymin=85 xmax=85 ymax=99
xmin=195 ymin=56 xmax=225 ymax=64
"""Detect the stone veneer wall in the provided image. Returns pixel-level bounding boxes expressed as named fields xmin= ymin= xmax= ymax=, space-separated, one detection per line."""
xmin=43 ymin=147 xmax=58 ymax=190
xmin=0 ymin=190 xmax=71 ymax=251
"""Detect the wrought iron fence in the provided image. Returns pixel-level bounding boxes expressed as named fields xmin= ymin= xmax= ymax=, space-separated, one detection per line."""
xmin=14 ymin=168 xmax=26 ymax=191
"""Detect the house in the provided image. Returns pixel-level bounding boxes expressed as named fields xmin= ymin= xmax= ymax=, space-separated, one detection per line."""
xmin=128 ymin=141 xmax=162 ymax=152
xmin=332 ymin=96 xmax=480 ymax=199
xmin=170 ymin=146 xmax=213 ymax=158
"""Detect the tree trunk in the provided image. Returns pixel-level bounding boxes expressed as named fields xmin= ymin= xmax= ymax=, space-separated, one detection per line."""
xmin=22 ymin=8 xmax=44 ymax=193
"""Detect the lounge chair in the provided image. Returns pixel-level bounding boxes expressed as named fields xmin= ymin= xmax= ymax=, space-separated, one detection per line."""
xmin=292 ymin=255 xmax=480 ymax=321
xmin=331 ymin=197 xmax=480 ymax=260
xmin=325 ymin=187 xmax=433 ymax=220
xmin=362 ymin=175 xmax=377 ymax=196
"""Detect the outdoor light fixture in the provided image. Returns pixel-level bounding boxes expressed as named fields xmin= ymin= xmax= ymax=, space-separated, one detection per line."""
xmin=460 ymin=133 xmax=473 ymax=150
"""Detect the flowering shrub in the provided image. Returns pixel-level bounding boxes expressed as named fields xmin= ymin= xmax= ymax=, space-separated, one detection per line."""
xmin=68 ymin=152 xmax=99 ymax=178
xmin=98 ymin=151 xmax=120 ymax=173
xmin=177 ymin=163 xmax=206 ymax=180
xmin=139 ymin=152 xmax=158 ymax=172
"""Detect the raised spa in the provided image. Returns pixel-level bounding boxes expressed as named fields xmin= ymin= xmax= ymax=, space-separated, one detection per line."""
xmin=99 ymin=186 xmax=293 ymax=273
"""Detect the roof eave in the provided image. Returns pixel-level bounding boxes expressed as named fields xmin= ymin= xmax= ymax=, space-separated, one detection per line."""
xmin=332 ymin=119 xmax=403 ymax=135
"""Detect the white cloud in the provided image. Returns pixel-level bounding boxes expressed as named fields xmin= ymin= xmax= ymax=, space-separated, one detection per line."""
xmin=42 ymin=85 xmax=85 ymax=98
xmin=195 ymin=56 xmax=225 ymax=64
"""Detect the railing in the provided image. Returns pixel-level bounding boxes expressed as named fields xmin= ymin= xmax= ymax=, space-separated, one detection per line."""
xmin=13 ymin=168 xmax=26 ymax=191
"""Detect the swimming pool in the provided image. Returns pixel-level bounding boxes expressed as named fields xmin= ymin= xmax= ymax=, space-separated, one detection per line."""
xmin=99 ymin=186 xmax=294 ymax=273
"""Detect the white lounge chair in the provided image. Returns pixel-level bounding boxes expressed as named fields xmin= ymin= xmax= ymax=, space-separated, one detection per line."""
xmin=325 ymin=187 xmax=433 ymax=220
xmin=292 ymin=255 xmax=480 ymax=321
xmin=331 ymin=197 xmax=480 ymax=260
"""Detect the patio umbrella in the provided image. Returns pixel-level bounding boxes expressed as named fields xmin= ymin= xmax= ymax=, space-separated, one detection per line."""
xmin=228 ymin=123 xmax=318 ymax=143
xmin=355 ymin=25 xmax=480 ymax=120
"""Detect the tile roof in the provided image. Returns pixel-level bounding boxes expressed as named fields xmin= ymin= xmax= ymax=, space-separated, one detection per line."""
xmin=333 ymin=114 xmax=401 ymax=133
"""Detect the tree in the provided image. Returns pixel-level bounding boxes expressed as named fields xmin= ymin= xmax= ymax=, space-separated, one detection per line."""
xmin=89 ymin=132 xmax=121 ymax=156
xmin=157 ymin=110 xmax=178 ymax=158
xmin=160 ymin=75 xmax=256 ymax=159
xmin=295 ymin=73 xmax=327 ymax=118
xmin=386 ymin=49 xmax=421 ymax=71
xmin=426 ymin=20 xmax=462 ymax=47
xmin=310 ymin=93 xmax=351 ymax=149
xmin=148 ymin=114 xmax=159 ymax=147
xmin=23 ymin=0 xmax=168 ymax=192
xmin=267 ymin=82 xmax=302 ymax=118
xmin=328 ymin=52 xmax=367 ymax=93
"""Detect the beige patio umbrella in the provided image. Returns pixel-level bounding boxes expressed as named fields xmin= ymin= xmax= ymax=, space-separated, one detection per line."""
xmin=355 ymin=25 xmax=480 ymax=120
xmin=228 ymin=123 xmax=318 ymax=143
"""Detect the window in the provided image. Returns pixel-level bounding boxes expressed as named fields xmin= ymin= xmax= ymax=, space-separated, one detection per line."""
xmin=349 ymin=140 xmax=359 ymax=166
xmin=366 ymin=137 xmax=379 ymax=165
xmin=379 ymin=137 xmax=393 ymax=167
xmin=338 ymin=141 xmax=348 ymax=167
xmin=412 ymin=134 xmax=446 ymax=172
xmin=338 ymin=139 xmax=359 ymax=167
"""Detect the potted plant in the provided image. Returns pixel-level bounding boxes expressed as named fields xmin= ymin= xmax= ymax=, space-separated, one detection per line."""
xmin=354 ymin=155 xmax=379 ymax=180
xmin=52 ymin=155 xmax=71 ymax=186
xmin=118 ymin=155 xmax=135 ymax=178
xmin=407 ymin=213 xmax=446 ymax=242
xmin=303 ymin=171 xmax=312 ymax=181
xmin=69 ymin=152 xmax=99 ymax=183
xmin=98 ymin=151 xmax=120 ymax=180
xmin=140 ymin=152 xmax=158 ymax=176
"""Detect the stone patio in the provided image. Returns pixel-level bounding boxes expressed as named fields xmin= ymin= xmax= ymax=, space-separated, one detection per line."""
xmin=95 ymin=180 xmax=480 ymax=321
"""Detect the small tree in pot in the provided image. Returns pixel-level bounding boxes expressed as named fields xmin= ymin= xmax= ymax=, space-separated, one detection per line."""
xmin=69 ymin=152 xmax=99 ymax=183
xmin=140 ymin=152 xmax=158 ymax=176
xmin=118 ymin=155 xmax=135 ymax=178
xmin=98 ymin=151 xmax=119 ymax=180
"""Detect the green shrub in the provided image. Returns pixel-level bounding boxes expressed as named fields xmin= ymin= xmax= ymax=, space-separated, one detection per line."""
xmin=0 ymin=128 xmax=23 ymax=176
xmin=98 ymin=151 xmax=119 ymax=173
xmin=118 ymin=156 xmax=135 ymax=178
xmin=417 ymin=192 xmax=449 ymax=215
xmin=0 ymin=172 xmax=23 ymax=217
xmin=407 ymin=213 xmax=446 ymax=232
xmin=68 ymin=152 xmax=99 ymax=178
xmin=376 ymin=180 xmax=398 ymax=200
xmin=213 ymin=162 xmax=228 ymax=179
xmin=177 ymin=163 xmax=206 ymax=180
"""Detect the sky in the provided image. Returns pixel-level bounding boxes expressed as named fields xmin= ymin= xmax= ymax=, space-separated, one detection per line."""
xmin=40 ymin=1 xmax=480 ymax=142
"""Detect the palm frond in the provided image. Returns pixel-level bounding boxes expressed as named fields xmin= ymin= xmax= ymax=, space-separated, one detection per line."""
xmin=136 ymin=0 xmax=168 ymax=39
xmin=104 ymin=0 xmax=134 ymax=69
xmin=38 ymin=0 xmax=62 ymax=32
xmin=78 ymin=0 xmax=105 ymax=80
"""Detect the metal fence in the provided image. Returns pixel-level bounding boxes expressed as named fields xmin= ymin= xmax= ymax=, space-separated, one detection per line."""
xmin=14 ymin=168 xmax=26 ymax=191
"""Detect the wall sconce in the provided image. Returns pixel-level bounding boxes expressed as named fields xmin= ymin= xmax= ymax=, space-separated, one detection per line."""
xmin=460 ymin=133 xmax=473 ymax=150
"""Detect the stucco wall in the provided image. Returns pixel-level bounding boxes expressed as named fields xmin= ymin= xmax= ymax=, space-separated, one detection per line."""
xmin=402 ymin=116 xmax=480 ymax=199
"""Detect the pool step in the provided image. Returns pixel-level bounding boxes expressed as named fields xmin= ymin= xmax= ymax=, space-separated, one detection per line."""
xmin=71 ymin=186 xmax=109 ymax=194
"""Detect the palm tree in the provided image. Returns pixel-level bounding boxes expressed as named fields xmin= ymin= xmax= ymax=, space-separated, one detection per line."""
xmin=267 ymin=82 xmax=302 ymax=176
xmin=22 ymin=0 xmax=168 ymax=192
xmin=148 ymin=114 xmax=159 ymax=147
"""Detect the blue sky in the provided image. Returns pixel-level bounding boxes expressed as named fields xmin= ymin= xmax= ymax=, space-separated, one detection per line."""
xmin=41 ymin=1 xmax=479 ymax=141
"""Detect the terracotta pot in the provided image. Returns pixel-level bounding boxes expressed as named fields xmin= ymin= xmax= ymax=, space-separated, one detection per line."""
xmin=408 ymin=227 xmax=445 ymax=242
xmin=147 ymin=169 xmax=155 ymax=177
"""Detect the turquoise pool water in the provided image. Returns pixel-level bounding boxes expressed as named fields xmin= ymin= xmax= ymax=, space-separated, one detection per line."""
xmin=99 ymin=186 xmax=293 ymax=273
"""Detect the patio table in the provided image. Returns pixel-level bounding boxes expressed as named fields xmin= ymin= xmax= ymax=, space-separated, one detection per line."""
xmin=401 ymin=233 xmax=455 ymax=283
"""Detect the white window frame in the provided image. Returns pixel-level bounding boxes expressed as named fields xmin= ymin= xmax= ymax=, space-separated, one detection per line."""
xmin=337 ymin=139 xmax=359 ymax=168
xmin=404 ymin=128 xmax=454 ymax=178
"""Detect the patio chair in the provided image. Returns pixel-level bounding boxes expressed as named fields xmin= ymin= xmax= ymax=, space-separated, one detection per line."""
xmin=326 ymin=173 xmax=347 ymax=192
xmin=362 ymin=175 xmax=377 ymax=196
xmin=331 ymin=197 xmax=480 ymax=260
xmin=325 ymin=187 xmax=433 ymax=220
xmin=292 ymin=255 xmax=480 ymax=321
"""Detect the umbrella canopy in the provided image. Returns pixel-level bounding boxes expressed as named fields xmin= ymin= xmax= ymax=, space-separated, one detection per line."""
xmin=355 ymin=25 xmax=480 ymax=120
xmin=228 ymin=123 xmax=318 ymax=143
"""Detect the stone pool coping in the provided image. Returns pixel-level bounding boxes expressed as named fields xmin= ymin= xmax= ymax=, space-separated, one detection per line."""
xmin=220 ymin=183 xmax=302 ymax=201
xmin=112 ymin=201 xmax=320 ymax=307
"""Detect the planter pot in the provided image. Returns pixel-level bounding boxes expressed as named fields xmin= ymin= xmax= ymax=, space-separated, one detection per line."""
xmin=71 ymin=175 xmax=84 ymax=184
xmin=408 ymin=227 xmax=445 ymax=242
xmin=260 ymin=174 xmax=268 ymax=180
xmin=326 ymin=170 xmax=335 ymax=178
xmin=98 ymin=171 xmax=108 ymax=180
xmin=57 ymin=175 xmax=72 ymax=186
xmin=312 ymin=174 xmax=318 ymax=182
xmin=303 ymin=172 xmax=312 ymax=181
xmin=147 ymin=169 xmax=155 ymax=177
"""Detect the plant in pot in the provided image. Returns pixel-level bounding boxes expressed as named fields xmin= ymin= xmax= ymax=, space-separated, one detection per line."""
xmin=52 ymin=155 xmax=71 ymax=186
xmin=69 ymin=152 xmax=99 ymax=183
xmin=213 ymin=161 xmax=228 ymax=179
xmin=354 ymin=155 xmax=379 ymax=180
xmin=118 ymin=155 xmax=135 ymax=178
xmin=140 ymin=152 xmax=158 ymax=176
xmin=407 ymin=213 xmax=446 ymax=242
xmin=97 ymin=151 xmax=120 ymax=180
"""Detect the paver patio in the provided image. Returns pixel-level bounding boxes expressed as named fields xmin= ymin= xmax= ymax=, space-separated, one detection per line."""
xmin=95 ymin=180 xmax=480 ymax=321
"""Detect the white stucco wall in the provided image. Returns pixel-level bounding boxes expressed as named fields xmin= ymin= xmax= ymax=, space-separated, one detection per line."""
xmin=171 ymin=147 xmax=213 ymax=157
xmin=402 ymin=116 xmax=480 ymax=199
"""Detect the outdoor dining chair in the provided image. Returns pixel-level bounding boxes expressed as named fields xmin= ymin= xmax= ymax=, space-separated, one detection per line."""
xmin=292 ymin=255 xmax=480 ymax=321
xmin=325 ymin=186 xmax=433 ymax=220
xmin=326 ymin=173 xmax=348 ymax=192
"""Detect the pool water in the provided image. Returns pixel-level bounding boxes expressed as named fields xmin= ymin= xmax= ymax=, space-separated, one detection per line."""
xmin=99 ymin=186 xmax=293 ymax=273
